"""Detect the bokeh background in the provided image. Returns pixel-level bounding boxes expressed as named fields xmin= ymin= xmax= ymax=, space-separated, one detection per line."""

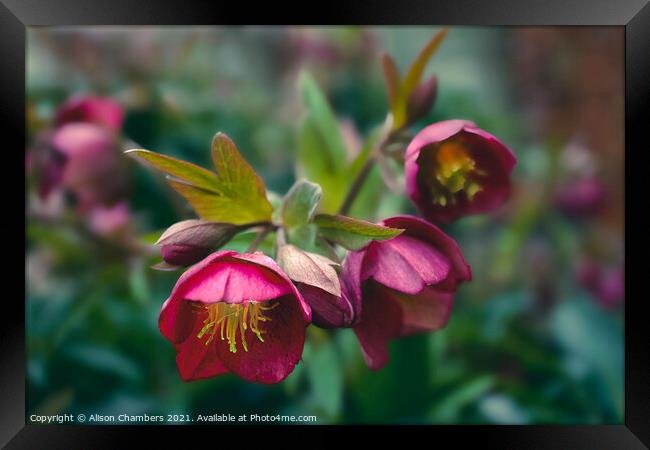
xmin=26 ymin=26 xmax=624 ymax=424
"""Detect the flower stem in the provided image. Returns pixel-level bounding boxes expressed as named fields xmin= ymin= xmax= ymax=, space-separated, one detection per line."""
xmin=247 ymin=226 xmax=274 ymax=252
xmin=337 ymin=115 xmax=400 ymax=216
xmin=338 ymin=155 xmax=377 ymax=216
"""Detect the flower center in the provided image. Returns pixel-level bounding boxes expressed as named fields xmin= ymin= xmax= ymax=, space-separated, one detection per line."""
xmin=194 ymin=301 xmax=279 ymax=353
xmin=430 ymin=141 xmax=484 ymax=206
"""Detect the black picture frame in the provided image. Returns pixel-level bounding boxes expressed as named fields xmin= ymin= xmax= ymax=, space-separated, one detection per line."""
xmin=7 ymin=0 xmax=649 ymax=447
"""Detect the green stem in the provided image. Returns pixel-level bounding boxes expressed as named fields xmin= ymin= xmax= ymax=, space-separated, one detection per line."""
xmin=246 ymin=226 xmax=274 ymax=252
xmin=338 ymin=155 xmax=377 ymax=216
xmin=337 ymin=116 xmax=403 ymax=216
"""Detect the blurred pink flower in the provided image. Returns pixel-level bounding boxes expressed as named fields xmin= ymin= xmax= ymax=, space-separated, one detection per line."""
xmin=51 ymin=123 xmax=130 ymax=211
xmin=87 ymin=202 xmax=131 ymax=237
xmin=55 ymin=95 xmax=125 ymax=132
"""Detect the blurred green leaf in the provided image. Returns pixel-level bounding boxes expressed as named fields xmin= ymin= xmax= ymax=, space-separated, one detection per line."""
xmin=298 ymin=72 xmax=348 ymax=173
xmin=478 ymin=394 xmax=530 ymax=424
xmin=305 ymin=341 xmax=343 ymax=418
xmin=393 ymin=28 xmax=448 ymax=129
xmin=63 ymin=344 xmax=143 ymax=383
xmin=428 ymin=376 xmax=494 ymax=422
xmin=314 ymin=214 xmax=403 ymax=251
xmin=296 ymin=72 xmax=350 ymax=213
xmin=381 ymin=53 xmax=401 ymax=112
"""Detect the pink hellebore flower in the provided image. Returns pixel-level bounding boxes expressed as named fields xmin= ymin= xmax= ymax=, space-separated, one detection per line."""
xmin=159 ymin=250 xmax=312 ymax=383
xmin=51 ymin=123 xmax=129 ymax=210
xmin=405 ymin=120 xmax=516 ymax=224
xmin=55 ymin=95 xmax=125 ymax=132
xmin=342 ymin=215 xmax=471 ymax=370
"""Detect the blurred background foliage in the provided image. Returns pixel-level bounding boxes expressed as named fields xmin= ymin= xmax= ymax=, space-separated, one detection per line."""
xmin=26 ymin=26 xmax=624 ymax=424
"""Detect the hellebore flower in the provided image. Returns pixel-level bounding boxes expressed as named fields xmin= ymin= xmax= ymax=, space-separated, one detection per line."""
xmin=51 ymin=122 xmax=130 ymax=210
xmin=405 ymin=120 xmax=516 ymax=224
xmin=55 ymin=95 xmax=125 ymax=132
xmin=342 ymin=215 xmax=471 ymax=370
xmin=554 ymin=176 xmax=606 ymax=218
xmin=277 ymin=244 xmax=359 ymax=329
xmin=159 ymin=250 xmax=311 ymax=383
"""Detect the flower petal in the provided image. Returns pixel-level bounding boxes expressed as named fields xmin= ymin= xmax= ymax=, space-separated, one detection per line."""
xmin=297 ymin=283 xmax=355 ymax=328
xmin=353 ymin=283 xmax=403 ymax=370
xmin=362 ymin=235 xmax=451 ymax=295
xmin=159 ymin=297 xmax=229 ymax=381
xmin=175 ymin=339 xmax=229 ymax=382
xmin=396 ymin=286 xmax=454 ymax=335
xmin=382 ymin=215 xmax=471 ymax=284
xmin=176 ymin=252 xmax=292 ymax=305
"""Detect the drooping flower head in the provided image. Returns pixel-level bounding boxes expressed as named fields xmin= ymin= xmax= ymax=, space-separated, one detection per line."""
xmin=159 ymin=250 xmax=311 ymax=383
xmin=405 ymin=120 xmax=516 ymax=224
xmin=342 ymin=215 xmax=471 ymax=370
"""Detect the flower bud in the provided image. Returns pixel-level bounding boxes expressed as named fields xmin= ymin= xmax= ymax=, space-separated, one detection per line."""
xmin=276 ymin=244 xmax=358 ymax=328
xmin=406 ymin=75 xmax=438 ymax=125
xmin=156 ymin=220 xmax=240 ymax=266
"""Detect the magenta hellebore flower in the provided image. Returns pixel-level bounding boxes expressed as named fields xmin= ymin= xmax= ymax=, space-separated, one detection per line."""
xmin=342 ymin=215 xmax=471 ymax=370
xmin=159 ymin=250 xmax=312 ymax=383
xmin=51 ymin=122 xmax=129 ymax=210
xmin=55 ymin=95 xmax=125 ymax=132
xmin=405 ymin=120 xmax=516 ymax=224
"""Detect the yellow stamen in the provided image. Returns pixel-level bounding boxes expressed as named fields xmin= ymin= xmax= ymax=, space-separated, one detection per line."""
xmin=194 ymin=301 xmax=278 ymax=353
xmin=430 ymin=140 xmax=484 ymax=206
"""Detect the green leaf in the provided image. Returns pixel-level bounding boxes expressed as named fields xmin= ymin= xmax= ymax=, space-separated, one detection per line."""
xmin=314 ymin=214 xmax=403 ymax=251
xmin=281 ymin=179 xmax=322 ymax=228
xmin=393 ymin=28 xmax=448 ymax=129
xmin=298 ymin=71 xmax=348 ymax=173
xmin=381 ymin=53 xmax=401 ymax=112
xmin=286 ymin=223 xmax=318 ymax=252
xmin=305 ymin=341 xmax=343 ymax=418
xmin=127 ymin=133 xmax=273 ymax=224
xmin=125 ymin=149 xmax=220 ymax=193
xmin=428 ymin=376 xmax=495 ymax=422
xmin=297 ymin=117 xmax=347 ymax=212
